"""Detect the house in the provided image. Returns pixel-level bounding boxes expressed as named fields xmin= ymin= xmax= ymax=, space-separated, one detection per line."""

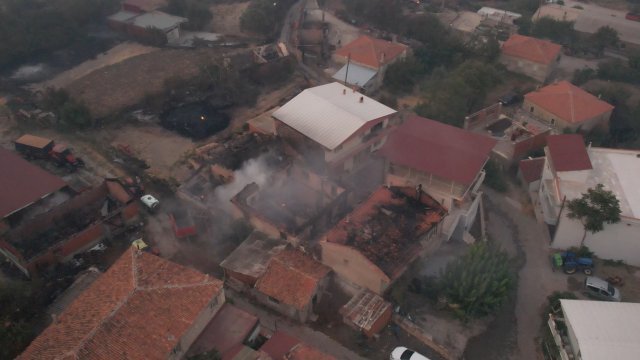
xmin=537 ymin=135 xmax=640 ymax=265
xmin=518 ymin=157 xmax=545 ymax=192
xmin=378 ymin=116 xmax=496 ymax=242
xmin=500 ymin=34 xmax=563 ymax=82
xmin=107 ymin=3 xmax=187 ymax=45
xmin=259 ymin=331 xmax=336 ymax=360
xmin=523 ymin=81 xmax=614 ymax=131
xmin=16 ymin=248 xmax=225 ymax=360
xmin=254 ymin=248 xmax=331 ymax=323
xmin=0 ymin=179 xmax=139 ymax=277
xmin=332 ymin=35 xmax=408 ymax=93
xmin=229 ymin=162 xmax=350 ymax=246
xmin=477 ymin=7 xmax=522 ymax=20
xmin=339 ymin=288 xmax=392 ymax=337
xmin=273 ymin=82 xmax=397 ymax=177
xmin=188 ymin=303 xmax=260 ymax=358
xmin=321 ymin=186 xmax=447 ymax=295
xmin=0 ymin=147 xmax=68 ymax=233
xmin=532 ymin=5 xmax=580 ymax=22
xmin=220 ymin=231 xmax=287 ymax=287
xmin=548 ymin=300 xmax=640 ymax=360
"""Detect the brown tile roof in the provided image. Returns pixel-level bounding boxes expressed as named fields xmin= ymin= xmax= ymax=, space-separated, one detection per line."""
xmin=17 ymin=248 xmax=223 ymax=360
xmin=524 ymin=81 xmax=615 ymax=124
xmin=546 ymin=134 xmax=593 ymax=172
xmin=333 ymin=35 xmax=408 ymax=69
xmin=325 ymin=186 xmax=447 ymax=280
xmin=339 ymin=288 xmax=391 ymax=331
xmin=377 ymin=115 xmax=497 ymax=185
xmin=255 ymin=249 xmax=330 ymax=310
xmin=501 ymin=34 xmax=563 ymax=65
xmin=519 ymin=158 xmax=546 ymax=183
xmin=0 ymin=147 xmax=68 ymax=219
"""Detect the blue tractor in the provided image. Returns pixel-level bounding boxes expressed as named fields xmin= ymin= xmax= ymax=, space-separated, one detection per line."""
xmin=552 ymin=253 xmax=594 ymax=275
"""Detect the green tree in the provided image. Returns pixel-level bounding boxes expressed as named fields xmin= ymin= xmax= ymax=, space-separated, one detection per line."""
xmin=478 ymin=31 xmax=501 ymax=62
xmin=144 ymin=26 xmax=168 ymax=46
xmin=42 ymin=87 xmax=71 ymax=111
xmin=0 ymin=320 xmax=34 ymax=360
xmin=628 ymin=53 xmax=640 ymax=70
xmin=588 ymin=26 xmax=619 ymax=57
xmin=383 ymin=56 xmax=423 ymax=93
xmin=240 ymin=0 xmax=294 ymax=34
xmin=484 ymin=159 xmax=508 ymax=192
xmin=590 ymin=85 xmax=640 ymax=146
xmin=401 ymin=13 xmax=448 ymax=45
xmin=187 ymin=349 xmax=221 ymax=360
xmin=571 ymin=68 xmax=596 ymax=86
xmin=439 ymin=241 xmax=517 ymax=321
xmin=566 ymin=184 xmax=622 ymax=248
xmin=185 ymin=2 xmax=213 ymax=30
xmin=377 ymin=93 xmax=398 ymax=109
xmin=61 ymin=99 xmax=93 ymax=129
xmin=530 ymin=17 xmax=577 ymax=46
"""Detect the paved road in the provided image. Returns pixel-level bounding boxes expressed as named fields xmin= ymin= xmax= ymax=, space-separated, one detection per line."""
xmin=232 ymin=296 xmax=367 ymax=360
xmin=564 ymin=0 xmax=640 ymax=45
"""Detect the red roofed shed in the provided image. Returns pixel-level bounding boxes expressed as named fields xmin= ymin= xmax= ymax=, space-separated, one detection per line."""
xmin=546 ymin=135 xmax=592 ymax=172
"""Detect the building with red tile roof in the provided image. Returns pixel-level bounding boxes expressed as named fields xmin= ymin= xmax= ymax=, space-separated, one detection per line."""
xmin=259 ymin=331 xmax=336 ymax=360
xmin=321 ymin=186 xmax=447 ymax=294
xmin=254 ymin=248 xmax=331 ymax=323
xmin=0 ymin=147 xmax=68 ymax=232
xmin=499 ymin=34 xmax=563 ymax=82
xmin=523 ymin=81 xmax=614 ymax=131
xmin=378 ymin=115 xmax=496 ymax=242
xmin=332 ymin=35 xmax=409 ymax=93
xmin=546 ymin=135 xmax=593 ymax=172
xmin=518 ymin=157 xmax=546 ymax=191
xmin=16 ymin=248 xmax=225 ymax=360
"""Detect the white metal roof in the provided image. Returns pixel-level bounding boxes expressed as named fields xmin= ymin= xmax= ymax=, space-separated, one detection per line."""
xmin=560 ymin=299 xmax=640 ymax=360
xmin=477 ymin=7 xmax=522 ymax=18
xmin=107 ymin=11 xmax=138 ymax=22
xmin=125 ymin=11 xmax=187 ymax=31
xmin=272 ymin=82 xmax=396 ymax=150
xmin=332 ymin=63 xmax=378 ymax=88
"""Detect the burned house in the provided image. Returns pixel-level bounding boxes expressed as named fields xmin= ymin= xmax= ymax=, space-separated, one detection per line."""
xmin=339 ymin=288 xmax=392 ymax=337
xmin=230 ymin=162 xmax=350 ymax=247
xmin=0 ymin=179 xmax=139 ymax=277
xmin=320 ymin=186 xmax=447 ymax=295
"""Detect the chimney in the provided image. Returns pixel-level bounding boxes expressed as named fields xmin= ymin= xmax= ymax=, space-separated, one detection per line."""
xmin=343 ymin=89 xmax=346 ymax=95
xmin=598 ymin=94 xmax=602 ymax=99
xmin=52 ymin=314 xmax=60 ymax=325
xmin=535 ymin=85 xmax=540 ymax=91
xmin=391 ymin=35 xmax=397 ymax=43
xmin=380 ymin=52 xmax=386 ymax=63
xmin=352 ymin=86 xmax=356 ymax=93
xmin=359 ymin=96 xmax=363 ymax=103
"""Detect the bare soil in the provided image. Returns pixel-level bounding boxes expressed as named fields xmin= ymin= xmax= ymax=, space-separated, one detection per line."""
xmin=66 ymin=48 xmax=220 ymax=118
xmin=206 ymin=2 xmax=263 ymax=38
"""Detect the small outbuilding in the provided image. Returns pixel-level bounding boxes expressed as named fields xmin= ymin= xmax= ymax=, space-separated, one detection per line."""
xmin=339 ymin=288 xmax=392 ymax=337
xmin=518 ymin=157 xmax=545 ymax=191
xmin=170 ymin=209 xmax=196 ymax=238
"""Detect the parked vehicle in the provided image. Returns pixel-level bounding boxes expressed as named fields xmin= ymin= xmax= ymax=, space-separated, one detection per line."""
xmin=14 ymin=134 xmax=85 ymax=172
xmin=626 ymin=13 xmax=640 ymax=22
xmin=390 ymin=347 xmax=430 ymax=360
xmin=140 ymin=195 xmax=160 ymax=212
xmin=583 ymin=276 xmax=621 ymax=302
xmin=552 ymin=253 xmax=594 ymax=275
xmin=499 ymin=92 xmax=519 ymax=106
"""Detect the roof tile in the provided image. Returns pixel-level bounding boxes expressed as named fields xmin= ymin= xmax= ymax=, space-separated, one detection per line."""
xmin=334 ymin=35 xmax=408 ymax=69
xmin=546 ymin=134 xmax=593 ymax=172
xmin=501 ymin=34 xmax=563 ymax=64
xmin=519 ymin=158 xmax=546 ymax=183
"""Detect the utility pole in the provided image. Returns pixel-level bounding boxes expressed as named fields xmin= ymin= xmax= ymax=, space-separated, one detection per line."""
xmin=344 ymin=53 xmax=351 ymax=86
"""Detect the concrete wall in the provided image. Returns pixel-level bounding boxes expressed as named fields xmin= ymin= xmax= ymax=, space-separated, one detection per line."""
xmin=169 ymin=290 xmax=225 ymax=360
xmin=320 ymin=242 xmax=390 ymax=294
xmin=464 ymin=103 xmax=502 ymax=130
xmin=225 ymin=269 xmax=259 ymax=286
xmin=362 ymin=306 xmax=392 ymax=337
xmin=500 ymin=53 xmax=559 ymax=82
xmin=552 ymin=214 xmax=640 ymax=266
xmin=512 ymin=129 xmax=551 ymax=159
xmin=254 ymin=276 xmax=328 ymax=322
xmin=563 ymin=311 xmax=581 ymax=359
xmin=522 ymin=98 xmax=612 ymax=132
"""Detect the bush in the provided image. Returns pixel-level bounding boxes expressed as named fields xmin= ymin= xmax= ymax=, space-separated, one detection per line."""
xmin=42 ymin=87 xmax=71 ymax=111
xmin=572 ymin=68 xmax=596 ymax=86
xmin=484 ymin=159 xmax=508 ymax=192
xmin=167 ymin=0 xmax=213 ymax=31
xmin=60 ymin=99 xmax=93 ymax=129
xmin=383 ymin=56 xmax=423 ymax=93
xmin=378 ymin=94 xmax=398 ymax=110
xmin=240 ymin=0 xmax=296 ymax=34
xmin=567 ymin=246 xmax=594 ymax=258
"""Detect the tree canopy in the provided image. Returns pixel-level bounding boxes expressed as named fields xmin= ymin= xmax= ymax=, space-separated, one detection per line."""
xmin=383 ymin=56 xmax=423 ymax=94
xmin=439 ymin=240 xmax=517 ymax=321
xmin=166 ymin=0 xmax=213 ymax=31
xmin=567 ymin=184 xmax=622 ymax=248
xmin=588 ymin=26 xmax=619 ymax=57
xmin=240 ymin=0 xmax=295 ymax=35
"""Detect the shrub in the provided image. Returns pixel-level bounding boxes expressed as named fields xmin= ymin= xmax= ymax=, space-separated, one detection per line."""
xmin=60 ymin=99 xmax=93 ymax=129
xmin=567 ymin=246 xmax=594 ymax=258
xmin=484 ymin=159 xmax=508 ymax=192
xmin=378 ymin=94 xmax=398 ymax=110
xmin=572 ymin=68 xmax=596 ymax=86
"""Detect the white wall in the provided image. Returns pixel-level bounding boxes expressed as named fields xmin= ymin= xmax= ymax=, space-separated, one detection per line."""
xmin=552 ymin=214 xmax=640 ymax=266
xmin=557 ymin=169 xmax=590 ymax=183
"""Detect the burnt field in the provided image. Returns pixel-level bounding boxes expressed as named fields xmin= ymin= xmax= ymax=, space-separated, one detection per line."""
xmin=160 ymin=101 xmax=230 ymax=139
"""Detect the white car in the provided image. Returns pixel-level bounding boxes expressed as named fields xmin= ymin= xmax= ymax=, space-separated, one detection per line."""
xmin=140 ymin=195 xmax=160 ymax=212
xmin=390 ymin=347 xmax=430 ymax=360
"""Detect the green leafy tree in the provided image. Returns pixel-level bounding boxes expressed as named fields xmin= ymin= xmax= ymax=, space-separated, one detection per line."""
xmin=42 ymin=87 xmax=71 ymax=111
xmin=439 ymin=241 xmax=517 ymax=321
xmin=185 ymin=2 xmax=213 ymax=30
xmin=378 ymin=93 xmax=398 ymax=110
xmin=628 ymin=53 xmax=640 ymax=70
xmin=566 ymin=184 xmax=622 ymax=248
xmin=240 ymin=0 xmax=294 ymax=34
xmin=590 ymin=85 xmax=640 ymax=146
xmin=484 ymin=159 xmax=508 ymax=192
xmin=401 ymin=13 xmax=448 ymax=45
xmin=588 ymin=26 xmax=619 ymax=57
xmin=530 ymin=17 xmax=577 ymax=46
xmin=383 ymin=56 xmax=423 ymax=93
xmin=571 ymin=68 xmax=596 ymax=86
xmin=478 ymin=31 xmax=501 ymax=62
xmin=187 ymin=349 xmax=221 ymax=360
xmin=61 ymin=99 xmax=93 ymax=129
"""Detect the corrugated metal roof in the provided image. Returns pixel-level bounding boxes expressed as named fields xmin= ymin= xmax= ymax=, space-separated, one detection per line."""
xmin=560 ymin=300 xmax=640 ymax=360
xmin=272 ymin=83 xmax=396 ymax=150
xmin=125 ymin=11 xmax=187 ymax=31
xmin=332 ymin=63 xmax=378 ymax=87
xmin=339 ymin=288 xmax=391 ymax=330
xmin=107 ymin=10 xmax=138 ymax=22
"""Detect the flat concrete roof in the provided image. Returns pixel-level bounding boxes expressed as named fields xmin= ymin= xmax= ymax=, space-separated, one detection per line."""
xmin=558 ymin=147 xmax=640 ymax=218
xmin=219 ymin=231 xmax=287 ymax=278
xmin=451 ymin=11 xmax=483 ymax=33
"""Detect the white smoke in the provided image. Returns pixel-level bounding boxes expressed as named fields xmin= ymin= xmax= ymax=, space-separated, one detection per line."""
xmin=211 ymin=155 xmax=272 ymax=213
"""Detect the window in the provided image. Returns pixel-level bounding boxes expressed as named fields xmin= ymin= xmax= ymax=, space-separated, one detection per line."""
xmin=209 ymin=297 xmax=218 ymax=310
xmin=334 ymin=145 xmax=343 ymax=153
xmin=551 ymin=118 xmax=556 ymax=125
xmin=517 ymin=61 xmax=523 ymax=67
xmin=301 ymin=170 xmax=309 ymax=179
xmin=530 ymin=106 xmax=535 ymax=113
xmin=331 ymin=185 xmax=337 ymax=196
xmin=268 ymin=296 xmax=280 ymax=304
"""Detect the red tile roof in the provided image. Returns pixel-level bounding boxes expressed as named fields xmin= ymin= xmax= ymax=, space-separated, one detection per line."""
xmin=333 ymin=35 xmax=408 ymax=69
xmin=519 ymin=158 xmax=546 ymax=183
xmin=17 ymin=249 xmax=223 ymax=360
xmin=546 ymin=135 xmax=593 ymax=172
xmin=287 ymin=344 xmax=336 ymax=360
xmin=524 ymin=81 xmax=615 ymax=124
xmin=0 ymin=147 xmax=68 ymax=219
xmin=339 ymin=288 xmax=391 ymax=331
xmin=255 ymin=249 xmax=330 ymax=310
xmin=325 ymin=186 xmax=446 ymax=280
xmin=501 ymin=34 xmax=563 ymax=64
xmin=377 ymin=115 xmax=497 ymax=185
xmin=259 ymin=331 xmax=300 ymax=359
xmin=189 ymin=303 xmax=259 ymax=356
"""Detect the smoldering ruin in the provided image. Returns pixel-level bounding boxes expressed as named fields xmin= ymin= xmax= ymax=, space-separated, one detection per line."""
xmin=160 ymin=101 xmax=230 ymax=139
